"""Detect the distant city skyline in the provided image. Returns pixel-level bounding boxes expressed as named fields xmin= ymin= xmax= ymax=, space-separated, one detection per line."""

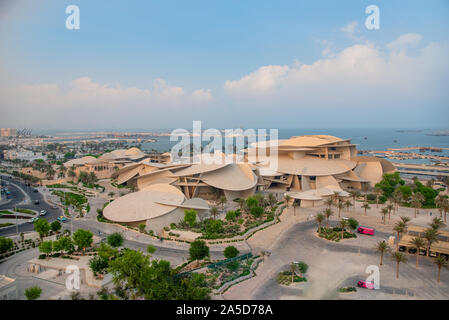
xmin=1 ymin=0 xmax=448 ymax=130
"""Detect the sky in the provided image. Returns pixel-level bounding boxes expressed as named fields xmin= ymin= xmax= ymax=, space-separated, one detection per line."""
xmin=0 ymin=0 xmax=448 ymax=131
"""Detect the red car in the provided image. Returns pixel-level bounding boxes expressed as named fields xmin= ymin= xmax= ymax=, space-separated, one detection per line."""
xmin=357 ymin=280 xmax=375 ymax=290
xmin=357 ymin=226 xmax=375 ymax=235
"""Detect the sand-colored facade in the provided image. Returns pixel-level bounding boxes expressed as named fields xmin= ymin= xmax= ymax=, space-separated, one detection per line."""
xmin=104 ymin=135 xmax=396 ymax=227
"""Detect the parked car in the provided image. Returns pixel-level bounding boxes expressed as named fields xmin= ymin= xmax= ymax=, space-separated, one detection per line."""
xmin=57 ymin=216 xmax=67 ymax=222
xmin=29 ymin=217 xmax=39 ymax=223
xmin=39 ymin=210 xmax=47 ymax=216
xmin=357 ymin=226 xmax=375 ymax=236
xmin=357 ymin=280 xmax=375 ymax=290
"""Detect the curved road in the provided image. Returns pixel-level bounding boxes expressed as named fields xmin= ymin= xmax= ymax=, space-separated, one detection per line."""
xmin=0 ymin=175 xmax=63 ymax=236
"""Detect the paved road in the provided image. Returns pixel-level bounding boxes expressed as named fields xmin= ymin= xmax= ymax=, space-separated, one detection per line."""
xmin=0 ymin=175 xmax=63 ymax=236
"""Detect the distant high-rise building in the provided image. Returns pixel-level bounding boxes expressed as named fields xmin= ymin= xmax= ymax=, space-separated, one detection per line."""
xmin=0 ymin=128 xmax=17 ymax=137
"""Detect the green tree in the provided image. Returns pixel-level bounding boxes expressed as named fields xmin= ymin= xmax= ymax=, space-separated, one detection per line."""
xmin=410 ymin=237 xmax=425 ymax=268
xmin=381 ymin=207 xmax=388 ymax=224
xmin=392 ymin=251 xmax=407 ymax=279
xmin=97 ymin=243 xmax=119 ymax=261
xmin=218 ymin=195 xmax=227 ymax=213
xmin=375 ymin=172 xmax=405 ymax=198
xmin=424 ymin=228 xmax=439 ymax=257
xmin=89 ymin=255 xmax=109 ymax=275
xmin=338 ymin=219 xmax=348 ymax=240
xmin=24 ymin=286 xmax=42 ymax=300
xmin=73 ymin=229 xmax=93 ymax=253
xmin=50 ymin=220 xmax=61 ymax=233
xmin=107 ymin=232 xmax=124 ymax=248
xmin=59 ymin=236 xmax=74 ymax=255
xmin=250 ymin=206 xmax=264 ymax=218
xmin=147 ymin=245 xmax=156 ymax=255
xmin=324 ymin=208 xmax=333 ymax=228
xmin=34 ymin=219 xmax=50 ymax=239
xmin=189 ymin=240 xmax=210 ymax=261
xmin=0 ymin=236 xmax=13 ymax=253
xmin=224 ymin=246 xmax=239 ymax=259
xmin=138 ymin=223 xmax=146 ymax=233
xmin=435 ymin=256 xmax=448 ymax=284
xmin=209 ymin=206 xmax=218 ymax=220
xmin=39 ymin=241 xmax=53 ymax=257
xmin=347 ymin=217 xmax=359 ymax=231
xmin=361 ymin=202 xmax=371 ymax=216
xmin=315 ymin=213 xmax=325 ymax=234
xmin=393 ymin=222 xmax=406 ymax=251
xmin=184 ymin=209 xmax=197 ymax=227
xmin=337 ymin=201 xmax=344 ymax=218
xmin=410 ymin=192 xmax=425 ymax=218
xmin=376 ymin=240 xmax=389 ymax=266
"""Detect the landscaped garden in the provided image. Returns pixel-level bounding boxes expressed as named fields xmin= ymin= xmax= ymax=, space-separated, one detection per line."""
xmin=168 ymin=194 xmax=282 ymax=240
xmin=276 ymin=262 xmax=308 ymax=286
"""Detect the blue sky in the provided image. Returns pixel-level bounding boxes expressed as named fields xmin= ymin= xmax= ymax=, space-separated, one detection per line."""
xmin=1 ymin=0 xmax=449 ymax=130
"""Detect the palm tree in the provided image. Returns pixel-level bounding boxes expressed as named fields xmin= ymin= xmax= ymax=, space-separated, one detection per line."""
xmin=392 ymin=189 xmax=403 ymax=213
xmin=344 ymin=200 xmax=352 ymax=212
xmin=349 ymin=190 xmax=360 ymax=207
xmin=411 ymin=237 xmax=425 ymax=268
xmin=392 ymin=251 xmax=408 ymax=279
xmin=376 ymin=240 xmax=389 ymax=266
xmin=386 ymin=203 xmax=394 ymax=221
xmin=332 ymin=191 xmax=340 ymax=205
xmin=434 ymin=256 xmax=448 ymax=284
xmin=338 ymin=219 xmax=348 ymax=240
xmin=410 ymin=193 xmax=424 ymax=218
xmin=267 ymin=193 xmax=277 ymax=208
xmin=292 ymin=201 xmax=298 ymax=216
xmin=324 ymin=208 xmax=333 ymax=228
xmin=442 ymin=200 xmax=449 ymax=223
xmin=430 ymin=217 xmax=445 ymax=231
xmin=284 ymin=194 xmax=292 ymax=207
xmin=210 ymin=206 xmax=218 ymax=220
xmin=289 ymin=263 xmax=297 ymax=284
xmin=219 ymin=195 xmax=227 ymax=213
xmin=381 ymin=208 xmax=388 ymax=224
xmin=435 ymin=194 xmax=446 ymax=218
xmin=424 ymin=228 xmax=439 ymax=257
xmin=400 ymin=216 xmax=411 ymax=226
xmin=337 ymin=201 xmax=344 ymax=218
xmin=361 ymin=202 xmax=371 ymax=216
xmin=315 ymin=213 xmax=325 ymax=234
xmin=324 ymin=198 xmax=333 ymax=210
xmin=237 ymin=198 xmax=246 ymax=212
xmin=374 ymin=187 xmax=382 ymax=208
xmin=393 ymin=222 xmax=406 ymax=251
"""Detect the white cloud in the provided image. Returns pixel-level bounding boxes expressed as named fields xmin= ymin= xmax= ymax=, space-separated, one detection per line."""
xmin=387 ymin=33 xmax=423 ymax=50
xmin=223 ymin=34 xmax=449 ymax=122
xmin=224 ymin=65 xmax=289 ymax=96
xmin=190 ymin=89 xmax=212 ymax=102
xmin=340 ymin=21 xmax=359 ymax=39
xmin=0 ymin=77 xmax=212 ymax=128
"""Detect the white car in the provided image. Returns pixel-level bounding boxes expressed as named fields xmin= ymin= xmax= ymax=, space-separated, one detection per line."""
xmin=39 ymin=210 xmax=47 ymax=216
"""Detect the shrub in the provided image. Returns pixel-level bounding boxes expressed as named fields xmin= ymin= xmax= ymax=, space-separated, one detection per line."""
xmin=107 ymin=232 xmax=124 ymax=248
xmin=224 ymin=246 xmax=239 ymax=259
xmin=0 ymin=236 xmax=13 ymax=253
xmin=89 ymin=255 xmax=108 ymax=275
xmin=50 ymin=220 xmax=61 ymax=232
xmin=189 ymin=240 xmax=210 ymax=261
xmin=347 ymin=218 xmax=359 ymax=230
xmin=24 ymin=286 xmax=42 ymax=300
